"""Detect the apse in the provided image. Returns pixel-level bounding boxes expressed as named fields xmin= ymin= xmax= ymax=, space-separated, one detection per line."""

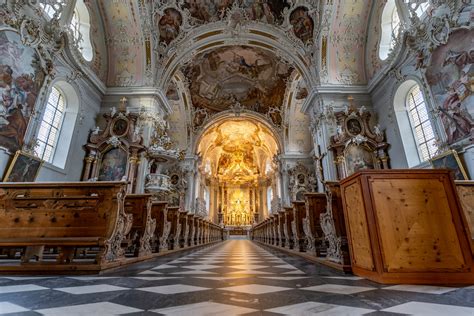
xmin=196 ymin=118 xmax=279 ymax=229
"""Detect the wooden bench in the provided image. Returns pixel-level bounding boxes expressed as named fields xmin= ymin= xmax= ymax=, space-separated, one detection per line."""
xmin=303 ymin=193 xmax=326 ymax=256
xmin=150 ymin=201 xmax=168 ymax=252
xmin=0 ymin=182 xmax=131 ymax=268
xmin=455 ymin=180 xmax=474 ymax=252
xmin=284 ymin=207 xmax=294 ymax=249
xmin=124 ymin=194 xmax=155 ymax=257
xmin=166 ymin=206 xmax=180 ymax=250
xmin=292 ymin=201 xmax=307 ymax=252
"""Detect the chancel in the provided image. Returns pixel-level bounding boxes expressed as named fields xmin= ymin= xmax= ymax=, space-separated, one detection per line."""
xmin=0 ymin=0 xmax=473 ymax=315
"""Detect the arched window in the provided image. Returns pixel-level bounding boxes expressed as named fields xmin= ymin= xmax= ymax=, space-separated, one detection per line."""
xmin=36 ymin=86 xmax=65 ymax=163
xmin=39 ymin=2 xmax=62 ymax=19
xmin=394 ymin=80 xmax=438 ymax=166
xmin=70 ymin=0 xmax=93 ymax=61
xmin=404 ymin=1 xmax=429 ymax=17
xmin=35 ymin=82 xmax=79 ymax=169
xmin=405 ymin=84 xmax=437 ymax=161
xmin=379 ymin=0 xmax=401 ymax=60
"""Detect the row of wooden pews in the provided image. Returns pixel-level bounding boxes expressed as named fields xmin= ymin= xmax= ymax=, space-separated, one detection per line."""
xmin=251 ymin=170 xmax=474 ymax=284
xmin=0 ymin=182 xmax=224 ymax=274
xmin=251 ymin=181 xmax=352 ymax=272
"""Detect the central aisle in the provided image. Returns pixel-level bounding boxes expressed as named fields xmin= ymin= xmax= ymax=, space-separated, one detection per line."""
xmin=1 ymin=239 xmax=474 ymax=315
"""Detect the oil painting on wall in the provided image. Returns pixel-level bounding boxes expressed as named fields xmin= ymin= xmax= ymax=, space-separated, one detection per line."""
xmin=0 ymin=30 xmax=45 ymax=153
xmin=3 ymin=150 xmax=43 ymax=182
xmin=426 ymin=29 xmax=474 ymax=144
xmin=344 ymin=144 xmax=375 ymax=177
xmin=98 ymin=148 xmax=128 ymax=181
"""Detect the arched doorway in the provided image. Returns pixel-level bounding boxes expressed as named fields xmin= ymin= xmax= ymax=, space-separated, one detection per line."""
xmin=195 ymin=117 xmax=280 ymax=233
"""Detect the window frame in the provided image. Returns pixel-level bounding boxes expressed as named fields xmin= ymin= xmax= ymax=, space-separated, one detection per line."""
xmin=36 ymin=86 xmax=66 ymax=164
xmin=404 ymin=84 xmax=437 ymax=162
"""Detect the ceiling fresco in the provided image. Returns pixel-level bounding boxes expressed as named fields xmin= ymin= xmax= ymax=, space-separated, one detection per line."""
xmin=197 ymin=119 xmax=278 ymax=184
xmin=182 ymin=0 xmax=290 ymax=25
xmin=183 ymin=45 xmax=294 ymax=115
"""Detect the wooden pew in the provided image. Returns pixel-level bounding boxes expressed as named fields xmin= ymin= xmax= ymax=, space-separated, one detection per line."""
xmin=303 ymin=193 xmax=327 ymax=257
xmin=456 ymin=180 xmax=474 ymax=252
xmin=0 ymin=182 xmax=131 ymax=271
xmin=178 ymin=211 xmax=188 ymax=248
xmin=187 ymin=214 xmax=195 ymax=247
xmin=277 ymin=211 xmax=286 ymax=248
xmin=150 ymin=201 xmax=168 ymax=252
xmin=292 ymin=201 xmax=307 ymax=252
xmin=283 ymin=207 xmax=294 ymax=249
xmin=166 ymin=206 xmax=180 ymax=250
xmin=124 ymin=194 xmax=155 ymax=257
xmin=340 ymin=170 xmax=474 ymax=284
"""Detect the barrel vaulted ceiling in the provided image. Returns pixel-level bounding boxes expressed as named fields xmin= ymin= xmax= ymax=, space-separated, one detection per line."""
xmin=96 ymin=0 xmax=373 ymax=154
xmin=98 ymin=0 xmax=374 ymax=89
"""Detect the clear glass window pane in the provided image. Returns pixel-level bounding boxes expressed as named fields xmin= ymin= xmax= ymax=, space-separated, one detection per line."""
xmin=406 ymin=84 xmax=438 ymax=162
xmin=36 ymin=86 xmax=65 ymax=163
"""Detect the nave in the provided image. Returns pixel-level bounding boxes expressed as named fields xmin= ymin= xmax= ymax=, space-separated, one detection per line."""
xmin=1 ymin=239 xmax=474 ymax=316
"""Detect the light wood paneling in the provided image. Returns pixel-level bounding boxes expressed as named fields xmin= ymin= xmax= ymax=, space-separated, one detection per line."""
xmin=342 ymin=181 xmax=374 ymax=271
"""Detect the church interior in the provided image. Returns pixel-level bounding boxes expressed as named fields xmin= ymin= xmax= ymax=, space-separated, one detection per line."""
xmin=0 ymin=0 xmax=473 ymax=315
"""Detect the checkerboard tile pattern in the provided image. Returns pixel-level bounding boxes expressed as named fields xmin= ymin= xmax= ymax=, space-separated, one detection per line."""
xmin=0 ymin=239 xmax=473 ymax=315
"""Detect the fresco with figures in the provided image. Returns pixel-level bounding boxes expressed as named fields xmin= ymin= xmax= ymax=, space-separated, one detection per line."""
xmin=183 ymin=45 xmax=293 ymax=115
xmin=0 ymin=30 xmax=45 ymax=153
xmin=426 ymin=29 xmax=474 ymax=144
xmin=182 ymin=0 xmax=290 ymax=25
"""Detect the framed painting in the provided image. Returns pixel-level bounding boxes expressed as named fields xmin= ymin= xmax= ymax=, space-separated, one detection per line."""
xmin=97 ymin=147 xmax=128 ymax=181
xmin=430 ymin=150 xmax=468 ymax=180
xmin=344 ymin=144 xmax=375 ymax=177
xmin=3 ymin=150 xmax=43 ymax=182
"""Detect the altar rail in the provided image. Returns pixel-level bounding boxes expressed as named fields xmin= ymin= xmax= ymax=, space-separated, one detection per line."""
xmin=251 ymin=170 xmax=474 ymax=284
xmin=0 ymin=182 xmax=224 ymax=274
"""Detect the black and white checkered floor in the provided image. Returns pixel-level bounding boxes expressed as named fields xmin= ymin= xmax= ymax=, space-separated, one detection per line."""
xmin=1 ymin=239 xmax=473 ymax=315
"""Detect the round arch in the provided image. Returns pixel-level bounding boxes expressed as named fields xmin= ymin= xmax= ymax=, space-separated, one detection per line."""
xmin=155 ymin=27 xmax=318 ymax=91
xmin=193 ymin=111 xmax=283 ymax=155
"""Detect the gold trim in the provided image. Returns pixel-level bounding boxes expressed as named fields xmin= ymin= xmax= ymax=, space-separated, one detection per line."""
xmin=3 ymin=150 xmax=43 ymax=182
xmin=430 ymin=149 xmax=468 ymax=180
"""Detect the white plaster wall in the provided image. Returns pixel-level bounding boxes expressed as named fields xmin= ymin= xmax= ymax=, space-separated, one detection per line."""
xmin=371 ymin=75 xmax=409 ymax=169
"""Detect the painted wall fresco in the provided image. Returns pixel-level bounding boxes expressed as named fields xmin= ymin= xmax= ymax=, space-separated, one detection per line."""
xmin=425 ymin=29 xmax=474 ymax=144
xmin=157 ymin=8 xmax=182 ymax=45
xmin=0 ymin=30 xmax=45 ymax=153
xmin=182 ymin=0 xmax=290 ymax=25
xmin=290 ymin=7 xmax=314 ymax=44
xmin=183 ymin=45 xmax=293 ymax=114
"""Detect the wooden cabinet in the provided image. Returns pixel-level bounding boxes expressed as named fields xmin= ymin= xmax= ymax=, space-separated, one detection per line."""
xmin=340 ymin=170 xmax=474 ymax=284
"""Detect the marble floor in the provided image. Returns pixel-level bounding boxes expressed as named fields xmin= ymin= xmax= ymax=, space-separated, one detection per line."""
xmin=0 ymin=239 xmax=473 ymax=315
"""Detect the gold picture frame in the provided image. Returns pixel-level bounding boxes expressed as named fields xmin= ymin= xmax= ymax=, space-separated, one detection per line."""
xmin=430 ymin=150 xmax=468 ymax=180
xmin=3 ymin=150 xmax=43 ymax=182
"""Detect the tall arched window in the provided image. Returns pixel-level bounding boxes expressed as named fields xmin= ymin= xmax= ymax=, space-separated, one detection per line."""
xmin=394 ymin=80 xmax=438 ymax=167
xmin=70 ymin=0 xmax=93 ymax=61
xmin=405 ymin=84 xmax=437 ymax=161
xmin=39 ymin=2 xmax=62 ymax=19
xmin=379 ymin=0 xmax=401 ymax=60
xmin=36 ymin=86 xmax=65 ymax=163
